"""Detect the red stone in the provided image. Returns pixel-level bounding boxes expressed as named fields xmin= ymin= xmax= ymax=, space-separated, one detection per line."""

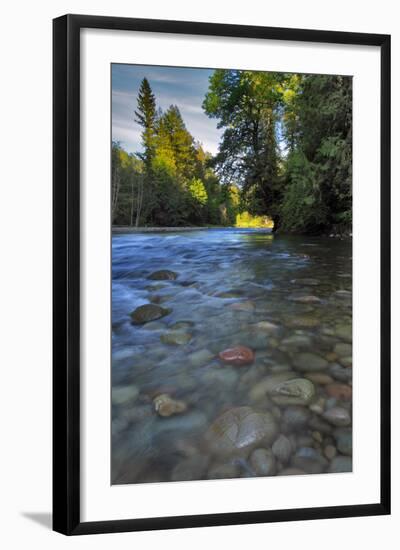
xmin=325 ymin=383 xmax=352 ymax=400
xmin=218 ymin=346 xmax=255 ymax=366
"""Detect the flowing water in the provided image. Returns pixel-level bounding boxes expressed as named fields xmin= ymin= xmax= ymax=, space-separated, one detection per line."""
xmin=112 ymin=228 xmax=352 ymax=484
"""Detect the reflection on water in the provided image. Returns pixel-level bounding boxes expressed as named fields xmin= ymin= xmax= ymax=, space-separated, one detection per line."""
xmin=112 ymin=228 xmax=352 ymax=484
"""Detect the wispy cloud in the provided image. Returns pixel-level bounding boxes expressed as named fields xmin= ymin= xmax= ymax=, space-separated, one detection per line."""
xmin=111 ymin=64 xmax=222 ymax=156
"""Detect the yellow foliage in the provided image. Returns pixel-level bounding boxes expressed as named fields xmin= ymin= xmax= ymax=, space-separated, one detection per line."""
xmin=235 ymin=211 xmax=274 ymax=228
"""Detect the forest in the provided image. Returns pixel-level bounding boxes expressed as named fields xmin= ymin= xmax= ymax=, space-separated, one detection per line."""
xmin=112 ymin=70 xmax=352 ymax=234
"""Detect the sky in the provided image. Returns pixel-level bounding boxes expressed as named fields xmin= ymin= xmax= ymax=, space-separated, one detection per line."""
xmin=112 ymin=64 xmax=223 ymax=156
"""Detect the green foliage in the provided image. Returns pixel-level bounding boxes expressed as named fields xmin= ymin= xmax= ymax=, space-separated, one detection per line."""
xmin=113 ymin=80 xmax=233 ymax=227
xmin=112 ymin=142 xmax=145 ymax=226
xmin=203 ymin=69 xmax=285 ymax=225
xmin=203 ymin=70 xmax=352 ymax=234
xmin=189 ymin=178 xmax=208 ymax=206
xmin=113 ymin=71 xmax=352 ymax=233
xmin=134 ymin=78 xmax=157 ymax=170
xmin=281 ymin=75 xmax=352 ymax=233
xmin=280 ymin=152 xmax=327 ymax=233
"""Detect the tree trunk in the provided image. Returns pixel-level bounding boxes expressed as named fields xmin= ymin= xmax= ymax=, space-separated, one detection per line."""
xmin=111 ymin=165 xmax=120 ymax=223
xmin=135 ymin=175 xmax=144 ymax=227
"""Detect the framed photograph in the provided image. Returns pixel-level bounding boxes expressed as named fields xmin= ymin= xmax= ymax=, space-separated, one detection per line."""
xmin=53 ymin=14 xmax=391 ymax=535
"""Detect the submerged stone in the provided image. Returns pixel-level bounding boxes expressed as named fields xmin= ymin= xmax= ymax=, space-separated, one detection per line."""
xmin=293 ymin=352 xmax=329 ymax=372
xmin=112 ymin=384 xmax=139 ymax=406
xmin=249 ymin=448 xmax=277 ymax=476
xmin=160 ymin=330 xmax=192 ymax=345
xmin=272 ymin=434 xmax=293 ymax=464
xmin=323 ymin=407 xmax=351 ymax=427
xmin=334 ymin=428 xmax=352 ymax=456
xmin=147 ymin=270 xmax=178 ymax=280
xmin=325 ymin=383 xmax=352 ymax=401
xmin=218 ymin=346 xmax=255 ymax=366
xmin=153 ymin=394 xmax=187 ymax=417
xmin=269 ymin=378 xmax=315 ymax=406
xmin=130 ymin=303 xmax=171 ymax=324
xmin=205 ymin=406 xmax=277 ymax=458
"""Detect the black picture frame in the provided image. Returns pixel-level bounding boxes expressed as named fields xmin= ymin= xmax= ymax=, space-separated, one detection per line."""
xmin=53 ymin=14 xmax=391 ymax=535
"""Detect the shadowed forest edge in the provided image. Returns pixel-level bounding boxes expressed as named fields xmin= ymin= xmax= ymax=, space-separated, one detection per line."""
xmin=112 ymin=70 xmax=352 ymax=235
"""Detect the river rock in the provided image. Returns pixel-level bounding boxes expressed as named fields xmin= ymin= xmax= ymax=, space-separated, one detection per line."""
xmin=308 ymin=415 xmax=333 ymax=434
xmin=130 ymin=304 xmax=171 ymax=324
xmin=293 ymin=352 xmax=329 ymax=372
xmin=313 ymin=432 xmax=324 ymax=445
xmin=269 ymin=378 xmax=315 ymax=406
xmin=272 ymin=435 xmax=293 ymax=464
xmin=304 ymin=372 xmax=334 ymax=385
xmin=279 ymin=334 xmax=313 ymax=351
xmin=339 ymin=356 xmax=352 ymax=368
xmin=291 ymin=447 xmax=328 ymax=474
xmin=148 ymin=270 xmax=178 ymax=281
xmin=334 ymin=428 xmax=352 ymax=456
xmin=285 ymin=316 xmax=320 ymax=328
xmin=309 ymin=397 xmax=326 ymax=415
xmin=154 ymin=411 xmax=208 ymax=436
xmin=325 ymin=351 xmax=338 ymax=362
xmin=329 ymin=363 xmax=352 ymax=382
xmin=171 ymin=455 xmax=209 ymax=481
xmin=323 ymin=444 xmax=337 ymax=460
xmin=334 ymin=342 xmax=352 ymax=357
xmin=160 ymin=330 xmax=192 ymax=345
xmin=249 ymin=448 xmax=277 ymax=476
xmin=249 ymin=373 xmax=297 ymax=402
xmin=334 ymin=323 xmax=352 ymax=342
xmin=153 ymin=394 xmax=187 ymax=417
xmin=329 ymin=456 xmax=352 ymax=473
xmin=218 ymin=346 xmax=255 ymax=366
xmin=323 ymin=407 xmax=351 ymax=427
xmin=251 ymin=320 xmax=281 ymax=334
xmin=205 ymin=407 xmax=277 ymax=458
xmin=187 ymin=349 xmax=214 ymax=368
xmin=325 ymin=383 xmax=352 ymax=400
xmin=112 ymin=384 xmax=139 ymax=406
xmin=282 ymin=405 xmax=311 ymax=430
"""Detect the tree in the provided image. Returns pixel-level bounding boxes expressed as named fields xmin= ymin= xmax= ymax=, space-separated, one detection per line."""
xmin=281 ymin=74 xmax=352 ymax=233
xmin=203 ymin=70 xmax=285 ymax=229
xmin=111 ymin=142 xmax=144 ymax=226
xmin=134 ymin=78 xmax=157 ymax=170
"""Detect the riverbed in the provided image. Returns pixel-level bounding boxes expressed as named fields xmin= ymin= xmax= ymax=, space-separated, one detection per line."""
xmin=112 ymin=228 xmax=352 ymax=484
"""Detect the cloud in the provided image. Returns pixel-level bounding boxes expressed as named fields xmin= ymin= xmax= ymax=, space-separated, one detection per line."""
xmin=111 ymin=65 xmax=223 ymax=156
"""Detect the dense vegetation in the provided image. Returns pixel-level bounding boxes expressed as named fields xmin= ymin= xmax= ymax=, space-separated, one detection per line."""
xmin=112 ymin=71 xmax=352 ymax=234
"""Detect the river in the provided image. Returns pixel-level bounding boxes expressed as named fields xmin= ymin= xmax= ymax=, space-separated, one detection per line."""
xmin=112 ymin=228 xmax=352 ymax=484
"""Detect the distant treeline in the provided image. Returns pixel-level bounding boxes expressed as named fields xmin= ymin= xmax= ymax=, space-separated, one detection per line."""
xmin=112 ymin=71 xmax=352 ymax=233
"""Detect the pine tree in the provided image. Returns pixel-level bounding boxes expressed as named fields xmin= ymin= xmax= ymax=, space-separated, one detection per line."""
xmin=134 ymin=78 xmax=157 ymax=171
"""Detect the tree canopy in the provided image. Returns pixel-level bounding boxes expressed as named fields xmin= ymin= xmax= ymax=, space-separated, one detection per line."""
xmin=112 ymin=71 xmax=352 ymax=234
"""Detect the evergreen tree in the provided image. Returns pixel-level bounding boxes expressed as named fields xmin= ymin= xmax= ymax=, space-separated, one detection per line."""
xmin=134 ymin=78 xmax=157 ymax=171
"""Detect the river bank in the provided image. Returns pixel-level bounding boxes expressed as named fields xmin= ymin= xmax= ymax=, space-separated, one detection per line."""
xmin=112 ymin=226 xmax=273 ymax=233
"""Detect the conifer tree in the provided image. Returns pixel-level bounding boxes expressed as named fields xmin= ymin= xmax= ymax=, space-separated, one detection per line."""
xmin=134 ymin=78 xmax=157 ymax=171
